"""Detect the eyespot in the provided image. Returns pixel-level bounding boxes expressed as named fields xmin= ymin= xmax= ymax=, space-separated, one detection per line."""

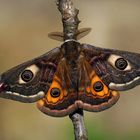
xmin=44 ymin=75 xmax=67 ymax=104
xmin=89 ymin=74 xmax=110 ymax=97
xmin=21 ymin=70 xmax=34 ymax=82
xmin=93 ymin=81 xmax=104 ymax=92
xmin=50 ymin=88 xmax=61 ymax=98
xmin=108 ymin=54 xmax=131 ymax=71
xmin=19 ymin=64 xmax=39 ymax=84
xmin=115 ymin=58 xmax=128 ymax=70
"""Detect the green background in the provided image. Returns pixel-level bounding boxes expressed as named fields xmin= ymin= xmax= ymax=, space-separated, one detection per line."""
xmin=0 ymin=0 xmax=140 ymax=140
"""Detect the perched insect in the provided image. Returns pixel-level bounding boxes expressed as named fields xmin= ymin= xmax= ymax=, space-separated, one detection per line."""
xmin=0 ymin=27 xmax=140 ymax=117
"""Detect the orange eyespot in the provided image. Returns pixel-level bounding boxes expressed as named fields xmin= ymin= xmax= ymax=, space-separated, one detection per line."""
xmin=44 ymin=76 xmax=67 ymax=104
xmin=50 ymin=88 xmax=61 ymax=98
xmin=93 ymin=81 xmax=104 ymax=92
xmin=86 ymin=74 xmax=110 ymax=98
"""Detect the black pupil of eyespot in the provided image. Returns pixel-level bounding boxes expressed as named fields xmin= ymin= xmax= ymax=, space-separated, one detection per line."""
xmin=50 ymin=88 xmax=60 ymax=98
xmin=21 ymin=70 xmax=34 ymax=82
xmin=115 ymin=58 xmax=128 ymax=70
xmin=93 ymin=81 xmax=104 ymax=92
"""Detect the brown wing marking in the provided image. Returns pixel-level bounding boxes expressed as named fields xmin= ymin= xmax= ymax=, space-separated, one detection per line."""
xmin=37 ymin=58 xmax=78 ymax=117
xmin=77 ymin=55 xmax=120 ymax=112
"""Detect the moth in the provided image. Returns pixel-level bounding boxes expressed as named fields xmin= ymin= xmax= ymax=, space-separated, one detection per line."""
xmin=0 ymin=28 xmax=140 ymax=117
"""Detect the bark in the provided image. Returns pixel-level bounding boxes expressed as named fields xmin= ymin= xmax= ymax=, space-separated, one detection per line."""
xmin=69 ymin=109 xmax=88 ymax=140
xmin=56 ymin=0 xmax=80 ymax=40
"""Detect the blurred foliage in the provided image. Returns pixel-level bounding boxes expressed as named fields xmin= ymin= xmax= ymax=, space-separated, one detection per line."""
xmin=0 ymin=0 xmax=140 ymax=140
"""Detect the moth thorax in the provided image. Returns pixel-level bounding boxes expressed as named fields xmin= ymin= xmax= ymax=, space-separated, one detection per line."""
xmin=61 ymin=41 xmax=81 ymax=60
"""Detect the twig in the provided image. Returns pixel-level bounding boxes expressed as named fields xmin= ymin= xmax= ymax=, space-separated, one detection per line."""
xmin=56 ymin=0 xmax=80 ymax=40
xmin=55 ymin=0 xmax=88 ymax=140
xmin=69 ymin=109 xmax=88 ymax=140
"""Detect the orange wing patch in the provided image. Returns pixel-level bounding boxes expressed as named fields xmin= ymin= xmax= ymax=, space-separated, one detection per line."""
xmin=44 ymin=75 xmax=67 ymax=104
xmin=86 ymin=73 xmax=110 ymax=98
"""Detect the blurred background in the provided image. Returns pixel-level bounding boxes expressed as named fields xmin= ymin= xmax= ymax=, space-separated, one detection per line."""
xmin=0 ymin=0 xmax=140 ymax=140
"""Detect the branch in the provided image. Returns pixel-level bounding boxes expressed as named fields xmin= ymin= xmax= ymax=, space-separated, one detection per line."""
xmin=55 ymin=0 xmax=88 ymax=140
xmin=56 ymin=0 xmax=80 ymax=40
xmin=69 ymin=109 xmax=88 ymax=140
